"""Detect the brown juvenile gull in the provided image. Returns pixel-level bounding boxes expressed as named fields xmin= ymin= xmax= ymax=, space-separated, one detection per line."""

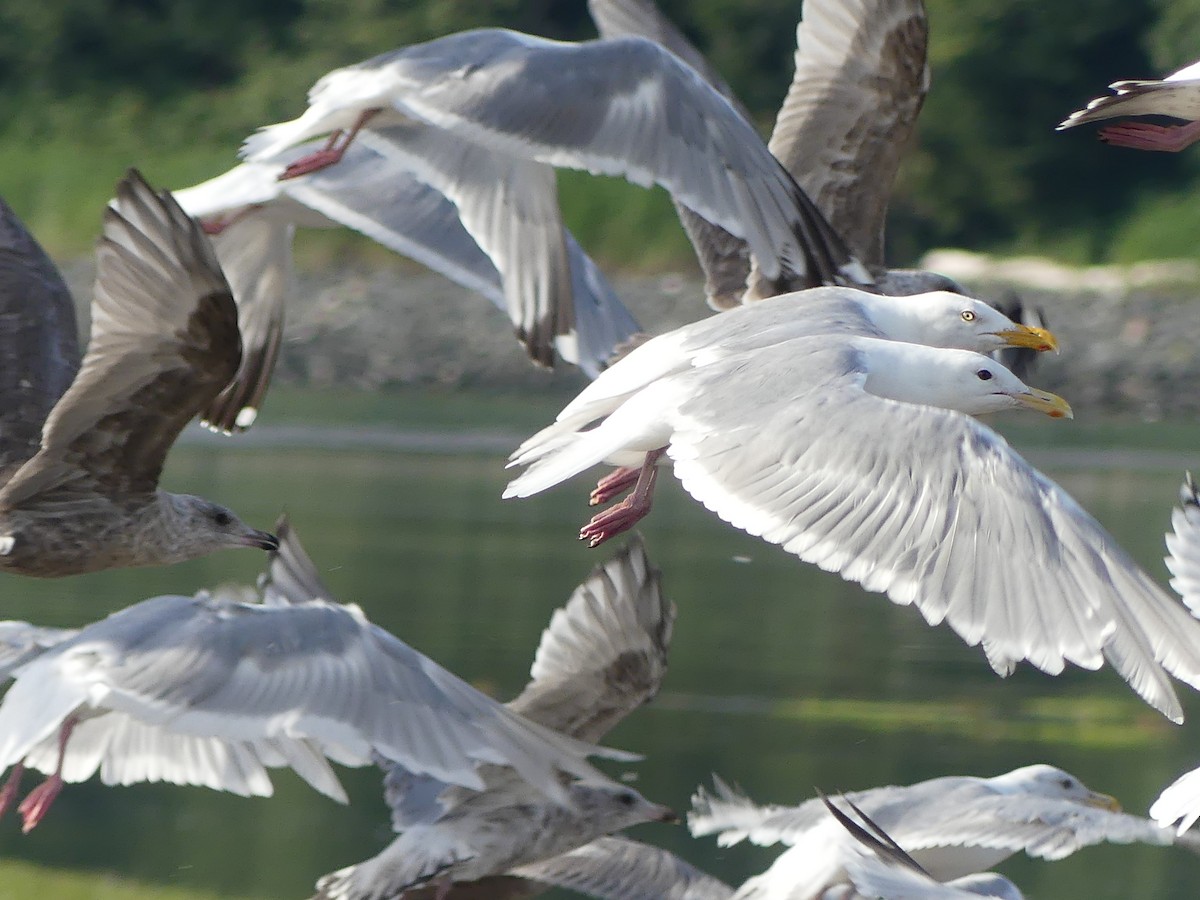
xmin=0 ymin=170 xmax=277 ymax=576
xmin=1057 ymin=57 xmax=1200 ymax=152
xmin=174 ymin=136 xmax=641 ymax=431
xmin=0 ymin=519 xmax=634 ymax=832
xmin=691 ymin=766 xmax=1199 ymax=900
xmin=312 ymin=536 xmax=677 ymax=900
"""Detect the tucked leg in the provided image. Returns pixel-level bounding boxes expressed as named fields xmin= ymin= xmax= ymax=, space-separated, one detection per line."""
xmin=580 ymin=448 xmax=665 ymax=548
xmin=590 ymin=465 xmax=641 ymax=506
xmin=0 ymin=762 xmax=24 ymax=821
xmin=279 ymin=109 xmax=381 ymax=179
xmin=1099 ymin=119 xmax=1200 ymax=152
xmin=17 ymin=716 xmax=76 ymax=832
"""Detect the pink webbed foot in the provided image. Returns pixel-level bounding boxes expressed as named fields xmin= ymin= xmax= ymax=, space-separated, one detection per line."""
xmin=17 ymin=774 xmax=62 ymax=832
xmin=578 ymin=448 xmax=665 ymax=548
xmin=278 ymin=108 xmax=381 ymax=180
xmin=0 ymin=763 xmax=24 ymax=821
xmin=590 ymin=466 xmax=641 ymax=506
xmin=1098 ymin=120 xmax=1200 ymax=152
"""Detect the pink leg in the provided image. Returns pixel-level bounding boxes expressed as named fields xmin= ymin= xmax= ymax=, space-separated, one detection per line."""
xmin=201 ymin=204 xmax=262 ymax=236
xmin=279 ymin=109 xmax=381 ymax=179
xmin=590 ymin=466 xmax=641 ymax=506
xmin=579 ymin=448 xmax=665 ymax=548
xmin=1098 ymin=119 xmax=1200 ymax=152
xmin=0 ymin=762 xmax=24 ymax=821
xmin=17 ymin=717 xmax=76 ymax=833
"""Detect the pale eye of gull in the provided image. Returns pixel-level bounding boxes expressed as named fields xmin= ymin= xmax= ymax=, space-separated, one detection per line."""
xmin=961 ymin=310 xmax=976 ymax=322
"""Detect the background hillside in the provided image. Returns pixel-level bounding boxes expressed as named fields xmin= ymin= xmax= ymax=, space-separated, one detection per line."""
xmin=2 ymin=0 xmax=1200 ymax=269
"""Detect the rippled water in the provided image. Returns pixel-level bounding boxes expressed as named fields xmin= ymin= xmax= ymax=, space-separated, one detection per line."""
xmin=0 ymin=431 xmax=1199 ymax=898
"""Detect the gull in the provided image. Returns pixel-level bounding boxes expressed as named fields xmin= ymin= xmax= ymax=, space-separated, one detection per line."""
xmin=1057 ymin=58 xmax=1200 ymax=152
xmin=1149 ymin=474 xmax=1200 ymax=834
xmin=822 ymin=795 xmax=1026 ymax=900
xmin=175 ymin=133 xmax=641 ymax=430
xmin=312 ymin=536 xmax=678 ymax=900
xmin=0 ymin=519 xmax=632 ymax=832
xmin=691 ymin=766 xmax=1196 ymax=899
xmin=504 ymin=313 xmax=1200 ymax=720
xmin=0 ymin=170 xmax=277 ymax=576
xmin=242 ymin=27 xmax=867 ymax=308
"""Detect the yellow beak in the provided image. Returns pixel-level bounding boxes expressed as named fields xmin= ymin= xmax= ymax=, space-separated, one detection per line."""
xmin=1085 ymin=790 xmax=1123 ymax=813
xmin=995 ymin=324 xmax=1060 ymax=353
xmin=1014 ymin=388 xmax=1074 ymax=419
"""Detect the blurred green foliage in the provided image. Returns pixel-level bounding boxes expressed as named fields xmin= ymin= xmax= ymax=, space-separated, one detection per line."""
xmin=1 ymin=0 xmax=1199 ymax=267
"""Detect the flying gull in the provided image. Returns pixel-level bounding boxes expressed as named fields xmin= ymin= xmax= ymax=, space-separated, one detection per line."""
xmin=690 ymin=766 xmax=1196 ymax=898
xmin=821 ymin=794 xmax=1026 ymax=900
xmin=312 ymin=536 xmax=678 ymax=900
xmin=0 ymin=519 xmax=633 ymax=832
xmin=176 ymin=133 xmax=641 ymax=430
xmin=505 ymin=310 xmax=1200 ymax=720
xmin=0 ymin=170 xmax=276 ymax=576
xmin=242 ymin=28 xmax=868 ymax=305
xmin=1057 ymin=57 xmax=1200 ymax=152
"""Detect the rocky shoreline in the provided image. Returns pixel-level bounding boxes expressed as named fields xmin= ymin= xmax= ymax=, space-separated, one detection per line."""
xmin=58 ymin=251 xmax=1200 ymax=417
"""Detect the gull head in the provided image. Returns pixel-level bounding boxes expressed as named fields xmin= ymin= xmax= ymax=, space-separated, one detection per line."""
xmin=990 ymin=764 xmax=1122 ymax=812
xmin=865 ymin=291 xmax=1059 ymax=355
xmin=570 ymin=782 xmax=678 ymax=830
xmin=170 ymin=495 xmax=280 ymax=556
xmin=862 ymin=341 xmax=1073 ymax=419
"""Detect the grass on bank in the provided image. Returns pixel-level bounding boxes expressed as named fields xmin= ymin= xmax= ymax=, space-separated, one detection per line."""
xmin=0 ymin=860 xmax=257 ymax=900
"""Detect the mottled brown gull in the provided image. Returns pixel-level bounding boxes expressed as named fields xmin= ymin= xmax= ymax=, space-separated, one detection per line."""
xmin=0 ymin=519 xmax=633 ymax=832
xmin=0 ymin=170 xmax=277 ymax=576
xmin=312 ymin=536 xmax=677 ymax=900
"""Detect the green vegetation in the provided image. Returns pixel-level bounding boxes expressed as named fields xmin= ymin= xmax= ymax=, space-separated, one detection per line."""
xmin=0 ymin=860 xmax=257 ymax=900
xmin=2 ymin=0 xmax=1200 ymax=267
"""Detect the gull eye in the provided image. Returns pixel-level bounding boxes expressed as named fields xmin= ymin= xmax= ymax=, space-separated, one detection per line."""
xmin=618 ymin=791 xmax=637 ymax=806
xmin=1060 ymin=777 xmax=1073 ymax=789
xmin=212 ymin=510 xmax=232 ymax=527
xmin=976 ymin=369 xmax=993 ymax=381
xmin=961 ymin=310 xmax=976 ymax=322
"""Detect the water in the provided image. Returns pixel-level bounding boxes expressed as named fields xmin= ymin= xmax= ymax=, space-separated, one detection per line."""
xmin=0 ymin=432 xmax=1199 ymax=898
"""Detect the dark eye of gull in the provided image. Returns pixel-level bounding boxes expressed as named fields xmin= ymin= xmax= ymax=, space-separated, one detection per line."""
xmin=976 ymin=369 xmax=994 ymax=381
xmin=213 ymin=510 xmax=232 ymax=527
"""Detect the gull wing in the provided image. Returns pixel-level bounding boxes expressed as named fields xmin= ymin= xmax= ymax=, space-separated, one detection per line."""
xmin=508 ymin=535 xmax=674 ymax=742
xmin=1058 ymin=59 xmax=1200 ymax=129
xmin=511 ymin=835 xmax=734 ymax=900
xmin=768 ymin=0 xmax=930 ymax=266
xmin=659 ymin=338 xmax=1200 ymax=721
xmin=0 ymin=198 xmax=81 ymax=473
xmin=0 ymin=171 xmax=238 ymax=505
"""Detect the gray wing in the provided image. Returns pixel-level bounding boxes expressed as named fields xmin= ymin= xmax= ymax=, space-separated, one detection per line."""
xmin=0 ymin=198 xmax=81 ymax=473
xmin=0 ymin=170 xmax=239 ymax=504
xmin=0 ymin=621 xmax=77 ymax=680
xmin=508 ymin=535 xmax=675 ymax=742
xmin=0 ymin=592 xmax=629 ymax=807
xmin=587 ymin=0 xmax=754 ymax=308
xmin=258 ymin=515 xmax=336 ymax=606
xmin=889 ymin=794 xmax=1178 ymax=861
xmin=1058 ymin=60 xmax=1200 ymax=129
xmin=661 ymin=338 xmax=1200 ymax=722
xmin=511 ymin=835 xmax=734 ymax=900
xmin=290 ymin=130 xmax=642 ymax=376
xmin=1165 ymin=474 xmax=1200 ymax=614
xmin=768 ymin=0 xmax=930 ymax=266
xmin=357 ymin=30 xmax=862 ymax=292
